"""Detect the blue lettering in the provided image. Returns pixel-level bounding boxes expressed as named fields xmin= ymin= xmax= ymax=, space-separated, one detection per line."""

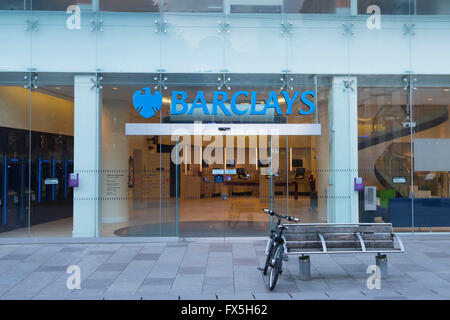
xmin=250 ymin=91 xmax=264 ymax=115
xmin=188 ymin=91 xmax=209 ymax=115
xmin=212 ymin=91 xmax=231 ymax=115
xmin=230 ymin=91 xmax=249 ymax=115
xmin=171 ymin=91 xmax=188 ymax=115
xmin=300 ymin=91 xmax=315 ymax=115
xmin=168 ymin=90 xmax=316 ymax=116
xmin=264 ymin=91 xmax=282 ymax=115
xmin=281 ymin=91 xmax=300 ymax=115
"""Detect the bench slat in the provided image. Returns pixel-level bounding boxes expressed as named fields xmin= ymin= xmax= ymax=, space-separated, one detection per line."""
xmin=288 ymin=248 xmax=402 ymax=254
xmin=283 ymin=225 xmax=393 ymax=234
xmin=284 ymin=233 xmax=393 ymax=242
xmin=287 ymin=240 xmax=394 ymax=250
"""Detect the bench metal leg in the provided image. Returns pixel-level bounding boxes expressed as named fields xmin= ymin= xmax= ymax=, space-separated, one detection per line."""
xmin=298 ymin=256 xmax=311 ymax=281
xmin=375 ymin=254 xmax=388 ymax=279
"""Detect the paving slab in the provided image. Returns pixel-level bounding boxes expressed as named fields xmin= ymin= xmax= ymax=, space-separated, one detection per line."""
xmin=0 ymin=238 xmax=449 ymax=300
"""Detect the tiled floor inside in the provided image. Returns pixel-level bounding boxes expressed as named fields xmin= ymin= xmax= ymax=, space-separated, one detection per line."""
xmin=0 ymin=237 xmax=449 ymax=300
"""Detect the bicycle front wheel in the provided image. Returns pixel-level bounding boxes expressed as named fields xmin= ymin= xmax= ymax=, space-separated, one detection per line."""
xmin=268 ymin=244 xmax=283 ymax=291
xmin=263 ymin=238 xmax=275 ymax=275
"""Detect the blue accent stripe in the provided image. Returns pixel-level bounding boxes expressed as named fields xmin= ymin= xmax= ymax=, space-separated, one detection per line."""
xmin=64 ymin=159 xmax=67 ymax=199
xmin=175 ymin=141 xmax=179 ymax=237
xmin=51 ymin=157 xmax=55 ymax=201
xmin=38 ymin=156 xmax=41 ymax=203
xmin=20 ymin=157 xmax=24 ymax=222
xmin=3 ymin=155 xmax=7 ymax=225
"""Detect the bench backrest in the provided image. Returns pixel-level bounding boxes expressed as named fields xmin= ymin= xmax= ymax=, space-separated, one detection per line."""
xmin=283 ymin=223 xmax=395 ymax=251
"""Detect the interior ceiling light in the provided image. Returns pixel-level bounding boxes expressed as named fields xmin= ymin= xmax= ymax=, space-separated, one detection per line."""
xmin=55 ymin=87 xmax=61 ymax=90
xmin=443 ymin=89 xmax=450 ymax=92
xmin=112 ymin=87 xmax=118 ymax=90
xmin=427 ymin=98 xmax=433 ymax=101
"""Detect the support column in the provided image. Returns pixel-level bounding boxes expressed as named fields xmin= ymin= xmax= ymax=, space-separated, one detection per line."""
xmin=327 ymin=76 xmax=359 ymax=223
xmin=73 ymin=74 xmax=101 ymax=237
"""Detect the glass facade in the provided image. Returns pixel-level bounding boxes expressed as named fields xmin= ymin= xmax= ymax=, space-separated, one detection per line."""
xmin=0 ymin=1 xmax=449 ymax=237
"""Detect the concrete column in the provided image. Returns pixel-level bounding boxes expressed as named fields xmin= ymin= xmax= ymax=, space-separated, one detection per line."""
xmin=73 ymin=74 xmax=101 ymax=237
xmin=101 ymin=101 xmax=129 ymax=223
xmin=327 ymin=76 xmax=359 ymax=223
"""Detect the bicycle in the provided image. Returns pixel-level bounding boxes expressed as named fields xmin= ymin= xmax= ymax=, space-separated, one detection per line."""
xmin=259 ymin=208 xmax=300 ymax=290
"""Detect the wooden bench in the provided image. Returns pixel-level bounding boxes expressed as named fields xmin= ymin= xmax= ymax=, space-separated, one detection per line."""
xmin=281 ymin=223 xmax=404 ymax=280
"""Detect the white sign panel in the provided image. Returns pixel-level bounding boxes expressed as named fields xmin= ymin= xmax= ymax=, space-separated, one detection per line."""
xmin=125 ymin=123 xmax=321 ymax=136
xmin=415 ymin=139 xmax=450 ymax=171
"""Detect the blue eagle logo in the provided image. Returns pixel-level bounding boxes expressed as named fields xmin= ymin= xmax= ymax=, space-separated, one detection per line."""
xmin=132 ymin=87 xmax=163 ymax=119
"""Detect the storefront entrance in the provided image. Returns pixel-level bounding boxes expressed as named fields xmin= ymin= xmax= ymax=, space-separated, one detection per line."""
xmin=114 ymin=121 xmax=325 ymax=237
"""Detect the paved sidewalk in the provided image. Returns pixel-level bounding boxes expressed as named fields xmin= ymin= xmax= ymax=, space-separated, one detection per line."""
xmin=0 ymin=237 xmax=449 ymax=300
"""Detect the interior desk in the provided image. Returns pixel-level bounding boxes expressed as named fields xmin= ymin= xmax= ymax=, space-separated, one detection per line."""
xmin=224 ymin=180 xmax=299 ymax=200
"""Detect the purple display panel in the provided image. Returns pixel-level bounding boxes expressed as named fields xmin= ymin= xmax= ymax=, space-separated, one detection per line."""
xmin=354 ymin=177 xmax=364 ymax=191
xmin=68 ymin=173 xmax=79 ymax=188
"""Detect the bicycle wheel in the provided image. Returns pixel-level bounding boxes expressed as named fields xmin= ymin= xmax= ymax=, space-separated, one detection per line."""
xmin=263 ymin=238 xmax=274 ymax=275
xmin=268 ymin=244 xmax=283 ymax=291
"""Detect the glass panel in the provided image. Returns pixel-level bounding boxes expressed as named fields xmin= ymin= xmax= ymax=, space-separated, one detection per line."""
xmin=0 ymin=73 xmax=31 ymax=237
xmin=100 ymin=78 xmax=177 ymax=237
xmin=96 ymin=14 xmax=160 ymax=73
xmin=160 ymin=15 xmax=223 ymax=74
xmin=30 ymin=9 xmax=97 ymax=72
xmin=225 ymin=17 xmax=285 ymax=74
xmin=155 ymin=73 xmax=325 ymax=236
xmin=357 ymin=76 xmax=412 ymax=230
xmin=29 ymin=73 xmax=74 ymax=237
xmin=412 ymin=76 xmax=450 ymax=232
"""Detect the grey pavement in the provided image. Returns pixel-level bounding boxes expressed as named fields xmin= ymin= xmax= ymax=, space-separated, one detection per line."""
xmin=0 ymin=237 xmax=449 ymax=300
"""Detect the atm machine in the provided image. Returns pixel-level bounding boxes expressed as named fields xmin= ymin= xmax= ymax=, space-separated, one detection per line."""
xmin=0 ymin=155 xmax=27 ymax=231
xmin=35 ymin=155 xmax=73 ymax=225
xmin=52 ymin=158 xmax=73 ymax=201
xmin=38 ymin=156 xmax=53 ymax=203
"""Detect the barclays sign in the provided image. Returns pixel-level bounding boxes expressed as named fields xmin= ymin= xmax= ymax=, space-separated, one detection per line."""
xmin=133 ymin=88 xmax=315 ymax=119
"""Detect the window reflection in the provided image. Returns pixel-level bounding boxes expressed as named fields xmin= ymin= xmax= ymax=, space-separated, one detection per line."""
xmin=99 ymin=0 xmax=159 ymax=12
xmin=230 ymin=0 xmax=282 ymax=14
xmin=358 ymin=0 xmax=450 ymax=15
xmin=416 ymin=0 xmax=450 ymax=15
xmin=30 ymin=0 xmax=93 ymax=11
xmin=285 ymin=0 xmax=349 ymax=14
xmin=163 ymin=0 xmax=222 ymax=13
xmin=0 ymin=0 xmax=26 ymax=10
xmin=358 ymin=0 xmax=412 ymax=15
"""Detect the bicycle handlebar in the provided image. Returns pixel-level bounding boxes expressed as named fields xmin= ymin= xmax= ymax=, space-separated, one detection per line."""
xmin=262 ymin=209 xmax=300 ymax=222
